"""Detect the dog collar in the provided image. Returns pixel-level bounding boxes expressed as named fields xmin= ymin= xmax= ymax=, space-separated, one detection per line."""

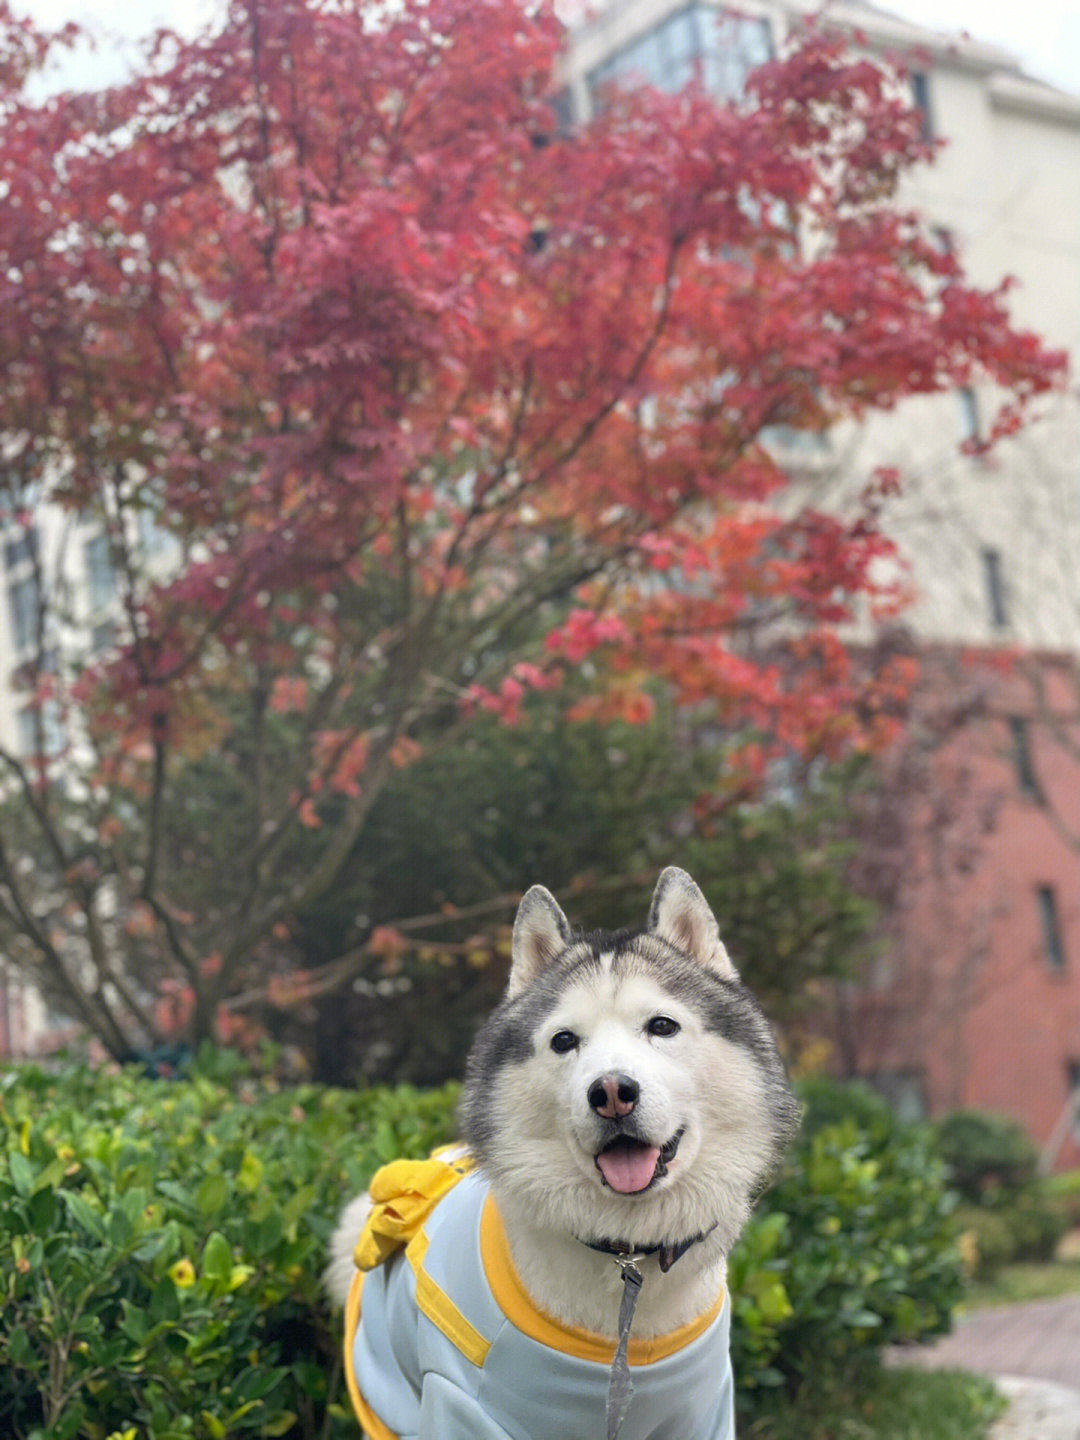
xmin=579 ymin=1225 xmax=718 ymax=1274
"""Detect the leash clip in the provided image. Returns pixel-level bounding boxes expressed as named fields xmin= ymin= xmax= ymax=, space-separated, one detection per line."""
xmin=612 ymin=1251 xmax=645 ymax=1279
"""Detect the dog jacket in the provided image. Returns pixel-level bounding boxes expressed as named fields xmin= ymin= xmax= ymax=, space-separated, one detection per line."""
xmin=342 ymin=1154 xmax=735 ymax=1440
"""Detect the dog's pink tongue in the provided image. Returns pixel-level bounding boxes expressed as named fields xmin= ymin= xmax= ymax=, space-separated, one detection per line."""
xmin=596 ymin=1143 xmax=660 ymax=1194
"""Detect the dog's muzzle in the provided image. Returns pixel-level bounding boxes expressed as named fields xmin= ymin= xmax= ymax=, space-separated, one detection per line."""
xmin=594 ymin=1127 xmax=684 ymax=1194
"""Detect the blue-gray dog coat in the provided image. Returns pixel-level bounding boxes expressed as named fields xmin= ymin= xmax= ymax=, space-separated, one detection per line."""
xmin=342 ymin=1155 xmax=734 ymax=1440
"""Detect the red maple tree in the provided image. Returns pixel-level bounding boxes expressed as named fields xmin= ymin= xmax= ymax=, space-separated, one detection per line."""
xmin=0 ymin=0 xmax=1064 ymax=1059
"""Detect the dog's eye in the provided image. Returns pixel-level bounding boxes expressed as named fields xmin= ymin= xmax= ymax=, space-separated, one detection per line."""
xmin=646 ymin=1015 xmax=680 ymax=1038
xmin=550 ymin=1030 xmax=579 ymax=1054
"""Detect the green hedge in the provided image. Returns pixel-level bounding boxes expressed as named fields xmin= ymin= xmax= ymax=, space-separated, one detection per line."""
xmin=0 ymin=1056 xmax=455 ymax=1440
xmin=1042 ymin=1169 xmax=1080 ymax=1230
xmin=0 ymin=1060 xmax=963 ymax=1438
xmin=731 ymin=1078 xmax=963 ymax=1411
xmin=932 ymin=1110 xmax=1038 ymax=1201
xmin=933 ymin=1110 xmax=1068 ymax=1278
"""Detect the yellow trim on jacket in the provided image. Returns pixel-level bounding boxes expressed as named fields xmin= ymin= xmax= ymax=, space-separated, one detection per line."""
xmin=478 ymin=1193 xmax=725 ymax=1365
xmin=343 ymin=1270 xmax=399 ymax=1440
xmin=405 ymin=1228 xmax=492 ymax=1367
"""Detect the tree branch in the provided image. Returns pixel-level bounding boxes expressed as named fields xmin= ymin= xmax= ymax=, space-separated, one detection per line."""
xmin=0 ymin=836 xmax=133 ymax=1059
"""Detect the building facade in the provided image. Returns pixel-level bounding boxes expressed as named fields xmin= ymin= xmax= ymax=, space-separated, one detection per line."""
xmin=835 ymin=647 xmax=1080 ymax=1169
xmin=561 ymin=0 xmax=1080 ymax=1162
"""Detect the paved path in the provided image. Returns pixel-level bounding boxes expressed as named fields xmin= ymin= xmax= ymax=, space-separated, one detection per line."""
xmin=919 ymin=1294 xmax=1080 ymax=1389
xmin=907 ymin=1294 xmax=1080 ymax=1440
xmin=990 ymin=1377 xmax=1080 ymax=1440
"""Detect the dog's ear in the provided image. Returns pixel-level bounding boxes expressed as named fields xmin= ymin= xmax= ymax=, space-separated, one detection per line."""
xmin=648 ymin=867 xmax=738 ymax=979
xmin=507 ymin=885 xmax=572 ymax=996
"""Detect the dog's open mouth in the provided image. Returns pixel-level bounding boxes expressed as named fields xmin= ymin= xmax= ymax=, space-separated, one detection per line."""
xmin=595 ymin=1128 xmax=684 ymax=1194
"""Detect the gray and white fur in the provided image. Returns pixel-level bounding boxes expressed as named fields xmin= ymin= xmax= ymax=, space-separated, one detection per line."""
xmin=328 ymin=867 xmax=799 ymax=1343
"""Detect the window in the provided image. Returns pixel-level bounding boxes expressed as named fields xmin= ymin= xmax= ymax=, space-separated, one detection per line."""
xmin=3 ymin=525 xmax=39 ymax=573
xmin=7 ymin=571 xmax=41 ymax=652
xmin=982 ymin=546 xmax=1008 ymax=631
xmin=588 ymin=5 xmax=772 ymax=106
xmin=138 ymin=506 xmax=178 ymax=565
xmin=1066 ymin=1061 xmax=1080 ymax=1132
xmin=761 ymin=423 xmax=830 ymax=466
xmin=549 ymin=88 xmax=573 ymax=134
xmin=1037 ymin=886 xmax=1067 ymax=971
xmin=84 ymin=531 xmax=116 ymax=610
xmin=16 ymin=699 xmax=65 ymax=760
xmin=910 ymin=71 xmax=933 ymax=140
xmin=700 ymin=11 xmax=771 ymax=101
xmin=91 ymin=619 xmax=116 ymax=654
xmin=958 ymin=386 xmax=981 ymax=446
xmin=1009 ymin=716 xmax=1040 ymax=800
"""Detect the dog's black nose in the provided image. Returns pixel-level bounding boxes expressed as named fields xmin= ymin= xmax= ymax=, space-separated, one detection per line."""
xmin=588 ymin=1074 xmax=639 ymax=1119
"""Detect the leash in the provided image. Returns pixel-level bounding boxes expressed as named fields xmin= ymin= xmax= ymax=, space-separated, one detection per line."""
xmin=607 ymin=1254 xmax=644 ymax=1440
xmin=588 ymin=1225 xmax=719 ymax=1440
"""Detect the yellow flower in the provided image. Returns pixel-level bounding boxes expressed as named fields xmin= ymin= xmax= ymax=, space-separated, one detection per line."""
xmin=169 ymin=1258 xmax=196 ymax=1288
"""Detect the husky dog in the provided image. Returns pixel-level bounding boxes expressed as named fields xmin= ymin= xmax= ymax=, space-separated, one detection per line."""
xmin=327 ymin=868 xmax=799 ymax=1440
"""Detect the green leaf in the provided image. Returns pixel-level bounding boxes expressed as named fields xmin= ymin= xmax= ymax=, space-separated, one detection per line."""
xmin=64 ymin=1190 xmax=107 ymax=1241
xmin=202 ymin=1229 xmax=232 ymax=1285
xmin=280 ymin=1183 xmax=316 ymax=1239
xmin=8 ymin=1326 xmax=31 ymax=1366
xmin=157 ymin=1179 xmax=196 ymax=1211
xmin=7 ymin=1149 xmax=34 ymax=1197
xmin=744 ymin=1271 xmax=794 ymax=1325
xmin=236 ymin=1150 xmax=263 ymax=1193
xmin=31 ymin=1155 xmax=68 ymax=1194
xmin=148 ymin=1274 xmax=181 ymax=1324
xmin=108 ymin=1204 xmax=134 ymax=1247
xmin=28 ymin=1184 xmax=59 ymax=1231
xmin=121 ymin=1301 xmax=149 ymax=1342
xmin=261 ymin=1413 xmax=298 ymax=1436
xmin=196 ymin=1173 xmax=228 ymax=1215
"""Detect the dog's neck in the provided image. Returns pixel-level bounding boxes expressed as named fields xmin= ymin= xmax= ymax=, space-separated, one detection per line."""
xmin=494 ymin=1196 xmax=727 ymax=1338
xmin=578 ymin=1226 xmax=718 ymax=1273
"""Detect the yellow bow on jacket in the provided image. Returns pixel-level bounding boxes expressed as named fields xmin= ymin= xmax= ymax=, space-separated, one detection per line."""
xmin=353 ymin=1151 xmax=474 ymax=1273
